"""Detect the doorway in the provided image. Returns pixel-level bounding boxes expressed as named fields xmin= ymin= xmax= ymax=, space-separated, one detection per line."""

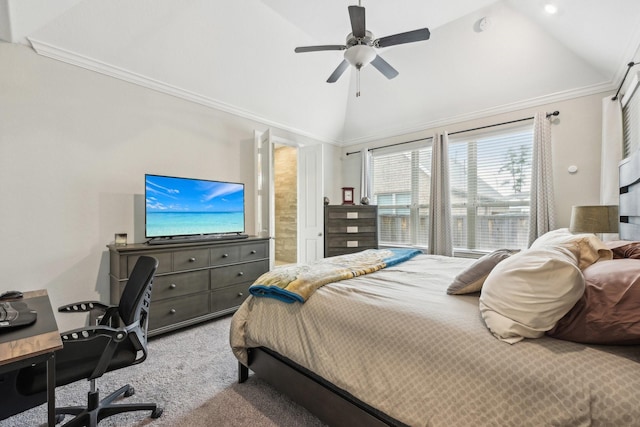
xmin=274 ymin=145 xmax=298 ymax=265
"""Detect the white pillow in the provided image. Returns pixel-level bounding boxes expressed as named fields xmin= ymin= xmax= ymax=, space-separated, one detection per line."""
xmin=530 ymin=228 xmax=612 ymax=269
xmin=479 ymin=246 xmax=584 ymax=344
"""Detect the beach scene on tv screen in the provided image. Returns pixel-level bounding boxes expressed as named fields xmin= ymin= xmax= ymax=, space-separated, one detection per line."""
xmin=146 ymin=175 xmax=244 ymax=237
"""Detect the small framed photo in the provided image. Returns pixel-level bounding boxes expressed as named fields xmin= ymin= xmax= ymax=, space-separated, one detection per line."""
xmin=342 ymin=187 xmax=355 ymax=205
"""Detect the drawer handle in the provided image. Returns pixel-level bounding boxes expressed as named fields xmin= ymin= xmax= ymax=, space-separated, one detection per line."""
xmin=169 ymin=283 xmax=177 ymax=289
xmin=238 ymin=292 xmax=244 ymax=297
xmin=189 ymin=257 xmax=197 ymax=262
xmin=169 ymin=308 xmax=176 ymax=314
xmin=238 ymin=271 xmax=244 ymax=276
xmin=222 ymin=253 xmax=229 ymax=258
xmin=250 ymin=250 xmax=256 ymax=254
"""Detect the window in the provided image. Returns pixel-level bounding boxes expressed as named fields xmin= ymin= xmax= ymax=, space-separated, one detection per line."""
xmin=371 ymin=143 xmax=431 ymax=247
xmin=370 ymin=126 xmax=533 ymax=253
xmin=448 ymin=125 xmax=533 ymax=252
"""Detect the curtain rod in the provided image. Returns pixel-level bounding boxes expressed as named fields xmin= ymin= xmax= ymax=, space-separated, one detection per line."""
xmin=612 ymin=61 xmax=639 ymax=101
xmin=346 ymin=110 xmax=559 ymax=156
xmin=346 ymin=136 xmax=432 ymax=156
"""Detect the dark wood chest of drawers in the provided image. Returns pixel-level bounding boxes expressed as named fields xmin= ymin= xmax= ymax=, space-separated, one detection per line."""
xmin=324 ymin=205 xmax=378 ymax=257
xmin=108 ymin=237 xmax=269 ymax=336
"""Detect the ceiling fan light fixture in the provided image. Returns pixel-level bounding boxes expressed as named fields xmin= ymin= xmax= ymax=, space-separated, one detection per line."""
xmin=344 ymin=44 xmax=376 ymax=68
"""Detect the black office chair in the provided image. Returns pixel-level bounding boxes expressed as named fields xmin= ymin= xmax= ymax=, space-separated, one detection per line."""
xmin=13 ymin=255 xmax=163 ymax=426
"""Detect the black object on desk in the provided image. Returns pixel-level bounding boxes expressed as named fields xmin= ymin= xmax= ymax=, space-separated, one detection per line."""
xmin=0 ymin=290 xmax=62 ymax=426
xmin=0 ymin=301 xmax=37 ymax=329
xmin=0 ymin=290 xmax=24 ymax=300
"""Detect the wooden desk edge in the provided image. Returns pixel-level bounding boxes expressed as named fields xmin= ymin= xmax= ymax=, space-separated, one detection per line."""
xmin=0 ymin=331 xmax=63 ymax=366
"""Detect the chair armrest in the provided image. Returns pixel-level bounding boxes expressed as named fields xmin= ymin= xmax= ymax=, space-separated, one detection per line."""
xmin=58 ymin=301 xmax=112 ymax=314
xmin=58 ymin=301 xmax=111 ymax=313
xmin=59 ymin=301 xmax=119 ymax=326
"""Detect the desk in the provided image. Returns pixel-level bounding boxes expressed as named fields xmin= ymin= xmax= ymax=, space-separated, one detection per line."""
xmin=0 ymin=290 xmax=63 ymax=426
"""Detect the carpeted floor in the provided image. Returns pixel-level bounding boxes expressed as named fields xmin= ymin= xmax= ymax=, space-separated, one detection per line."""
xmin=0 ymin=315 xmax=326 ymax=427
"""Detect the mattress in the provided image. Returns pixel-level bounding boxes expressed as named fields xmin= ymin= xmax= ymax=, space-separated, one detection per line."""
xmin=230 ymin=254 xmax=640 ymax=426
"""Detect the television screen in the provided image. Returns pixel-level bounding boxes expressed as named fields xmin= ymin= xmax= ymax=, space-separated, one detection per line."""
xmin=145 ymin=174 xmax=245 ymax=238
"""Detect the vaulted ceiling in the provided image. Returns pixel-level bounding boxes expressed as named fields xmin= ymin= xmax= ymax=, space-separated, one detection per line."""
xmin=2 ymin=0 xmax=640 ymax=145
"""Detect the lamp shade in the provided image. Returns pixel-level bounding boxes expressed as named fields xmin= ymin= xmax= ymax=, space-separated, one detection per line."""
xmin=569 ymin=205 xmax=619 ymax=233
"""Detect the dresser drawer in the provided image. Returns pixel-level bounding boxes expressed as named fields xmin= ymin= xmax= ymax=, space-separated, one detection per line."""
xmin=210 ymin=246 xmax=241 ymax=266
xmin=326 ymin=234 xmax=377 ymax=249
xmin=240 ymin=241 xmax=269 ymax=261
xmin=127 ymin=252 xmax=172 ymax=276
xmin=173 ymin=248 xmax=209 ymax=271
xmin=210 ymin=283 xmax=250 ymax=312
xmin=211 ymin=260 xmax=269 ymax=289
xmin=325 ymin=221 xmax=377 ymax=234
xmin=326 ymin=207 xmax=377 ymax=220
xmin=152 ymin=270 xmax=209 ymax=301
xmin=149 ymin=293 xmax=209 ymax=330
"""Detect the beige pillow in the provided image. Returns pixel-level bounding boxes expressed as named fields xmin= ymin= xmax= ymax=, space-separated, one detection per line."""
xmin=479 ymin=246 xmax=584 ymax=344
xmin=530 ymin=228 xmax=612 ymax=269
xmin=447 ymin=249 xmax=518 ymax=295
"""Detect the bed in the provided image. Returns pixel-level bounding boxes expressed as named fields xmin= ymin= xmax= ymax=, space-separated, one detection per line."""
xmin=230 ymin=151 xmax=640 ymax=427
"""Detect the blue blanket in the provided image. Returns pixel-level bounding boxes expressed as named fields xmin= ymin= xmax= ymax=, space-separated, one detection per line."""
xmin=249 ymin=248 xmax=421 ymax=303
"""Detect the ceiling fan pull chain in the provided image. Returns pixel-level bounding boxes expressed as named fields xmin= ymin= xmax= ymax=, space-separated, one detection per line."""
xmin=356 ymin=67 xmax=361 ymax=97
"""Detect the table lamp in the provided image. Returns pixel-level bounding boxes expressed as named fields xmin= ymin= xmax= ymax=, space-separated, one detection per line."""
xmin=569 ymin=205 xmax=619 ymax=236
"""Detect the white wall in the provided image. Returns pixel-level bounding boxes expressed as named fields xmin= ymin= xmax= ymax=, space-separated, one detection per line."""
xmin=340 ymin=92 xmax=609 ymax=229
xmin=0 ymin=43 xmax=325 ymax=330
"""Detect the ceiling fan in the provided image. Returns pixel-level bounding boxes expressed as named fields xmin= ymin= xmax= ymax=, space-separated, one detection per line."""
xmin=294 ymin=1 xmax=430 ymax=96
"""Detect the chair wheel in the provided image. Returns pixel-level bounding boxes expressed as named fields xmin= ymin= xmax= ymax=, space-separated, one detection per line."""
xmin=124 ymin=386 xmax=135 ymax=397
xmin=151 ymin=407 xmax=163 ymax=419
xmin=55 ymin=414 xmax=65 ymax=424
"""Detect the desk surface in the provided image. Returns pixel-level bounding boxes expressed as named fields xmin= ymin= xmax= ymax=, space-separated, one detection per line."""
xmin=0 ymin=290 xmax=63 ymax=367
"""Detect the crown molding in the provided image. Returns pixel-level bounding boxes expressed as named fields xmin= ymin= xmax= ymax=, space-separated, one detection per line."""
xmin=339 ymin=81 xmax=616 ymax=147
xmin=27 ymin=37 xmax=342 ymax=146
xmin=28 ymin=37 xmax=616 ymax=148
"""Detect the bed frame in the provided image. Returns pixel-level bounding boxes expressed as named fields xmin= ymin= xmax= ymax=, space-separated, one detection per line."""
xmin=238 ymin=149 xmax=640 ymax=426
xmin=238 ymin=348 xmax=405 ymax=427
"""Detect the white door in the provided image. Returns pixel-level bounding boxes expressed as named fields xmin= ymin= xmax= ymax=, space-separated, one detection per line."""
xmin=298 ymin=144 xmax=324 ymax=263
xmin=254 ymin=129 xmax=274 ymax=268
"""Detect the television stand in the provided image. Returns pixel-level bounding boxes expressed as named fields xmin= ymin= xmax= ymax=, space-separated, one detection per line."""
xmin=108 ymin=236 xmax=269 ymax=336
xmin=147 ymin=234 xmax=249 ymax=245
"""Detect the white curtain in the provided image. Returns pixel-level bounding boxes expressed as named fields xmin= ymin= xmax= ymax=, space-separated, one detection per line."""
xmin=528 ymin=112 xmax=556 ymax=246
xmin=601 ymin=96 xmax=623 ymax=205
xmin=428 ymin=132 xmax=453 ymax=256
xmin=360 ymin=147 xmax=372 ymax=203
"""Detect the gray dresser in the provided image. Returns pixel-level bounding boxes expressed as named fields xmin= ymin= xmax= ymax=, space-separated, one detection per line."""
xmin=324 ymin=205 xmax=378 ymax=257
xmin=108 ymin=237 xmax=269 ymax=336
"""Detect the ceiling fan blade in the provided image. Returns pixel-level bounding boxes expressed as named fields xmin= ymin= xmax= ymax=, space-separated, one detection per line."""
xmin=295 ymin=45 xmax=346 ymax=53
xmin=375 ymin=28 xmax=430 ymax=48
xmin=370 ymin=55 xmax=399 ymax=80
xmin=348 ymin=5 xmax=366 ymax=38
xmin=327 ymin=60 xmax=350 ymax=83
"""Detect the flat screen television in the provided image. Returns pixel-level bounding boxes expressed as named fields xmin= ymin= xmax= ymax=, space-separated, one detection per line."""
xmin=145 ymin=174 xmax=245 ymax=239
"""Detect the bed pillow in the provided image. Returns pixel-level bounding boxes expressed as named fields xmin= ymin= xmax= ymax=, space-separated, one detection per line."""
xmin=547 ymin=259 xmax=640 ymax=344
xmin=605 ymin=240 xmax=640 ymax=259
xmin=479 ymin=246 xmax=584 ymax=344
xmin=530 ymin=228 xmax=612 ymax=269
xmin=447 ymin=249 xmax=518 ymax=295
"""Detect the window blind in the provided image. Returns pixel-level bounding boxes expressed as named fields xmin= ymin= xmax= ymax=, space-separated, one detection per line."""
xmin=371 ymin=143 xmax=432 ymax=247
xmin=448 ymin=125 xmax=533 ymax=251
xmin=622 ymin=73 xmax=640 ymax=158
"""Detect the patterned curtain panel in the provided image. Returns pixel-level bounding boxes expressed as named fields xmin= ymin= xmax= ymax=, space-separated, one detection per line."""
xmin=528 ymin=112 xmax=556 ymax=246
xmin=428 ymin=132 xmax=453 ymax=255
xmin=360 ymin=147 xmax=372 ymax=203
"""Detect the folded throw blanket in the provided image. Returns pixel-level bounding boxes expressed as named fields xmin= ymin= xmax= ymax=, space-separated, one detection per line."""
xmin=249 ymin=248 xmax=421 ymax=303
